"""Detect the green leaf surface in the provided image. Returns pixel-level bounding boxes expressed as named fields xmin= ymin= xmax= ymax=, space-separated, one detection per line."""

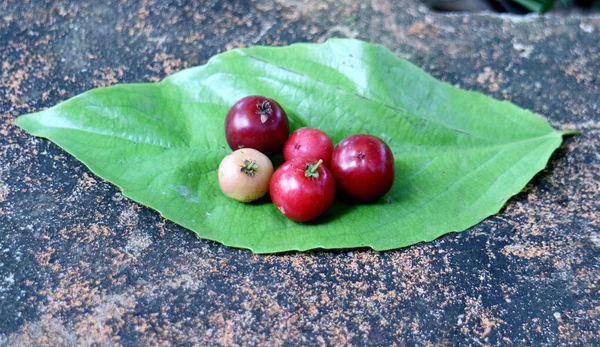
xmin=16 ymin=39 xmax=567 ymax=253
xmin=511 ymin=0 xmax=556 ymax=13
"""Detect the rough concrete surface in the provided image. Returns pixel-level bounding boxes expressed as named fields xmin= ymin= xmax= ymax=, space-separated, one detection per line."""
xmin=1 ymin=0 xmax=599 ymax=345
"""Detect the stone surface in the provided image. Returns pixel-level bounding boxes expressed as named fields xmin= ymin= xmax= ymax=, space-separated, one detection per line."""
xmin=1 ymin=0 xmax=599 ymax=345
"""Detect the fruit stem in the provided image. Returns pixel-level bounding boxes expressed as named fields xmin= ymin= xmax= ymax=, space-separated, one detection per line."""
xmin=241 ymin=159 xmax=259 ymax=176
xmin=305 ymin=159 xmax=323 ymax=179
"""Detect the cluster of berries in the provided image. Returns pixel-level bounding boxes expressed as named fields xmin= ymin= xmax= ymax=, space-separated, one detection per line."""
xmin=218 ymin=96 xmax=395 ymax=222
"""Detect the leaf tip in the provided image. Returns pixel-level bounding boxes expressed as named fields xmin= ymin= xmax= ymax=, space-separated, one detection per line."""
xmin=560 ymin=129 xmax=580 ymax=136
xmin=13 ymin=112 xmax=39 ymax=134
xmin=13 ymin=113 xmax=31 ymax=130
xmin=13 ymin=115 xmax=25 ymax=127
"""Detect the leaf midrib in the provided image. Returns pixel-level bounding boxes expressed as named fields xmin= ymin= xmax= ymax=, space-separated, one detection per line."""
xmin=35 ymin=106 xmax=558 ymax=162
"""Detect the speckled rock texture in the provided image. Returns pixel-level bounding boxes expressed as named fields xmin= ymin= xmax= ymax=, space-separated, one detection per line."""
xmin=1 ymin=0 xmax=599 ymax=345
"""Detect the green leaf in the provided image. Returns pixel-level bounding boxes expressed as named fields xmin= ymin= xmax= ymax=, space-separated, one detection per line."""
xmin=15 ymin=39 xmax=569 ymax=253
xmin=511 ymin=0 xmax=556 ymax=13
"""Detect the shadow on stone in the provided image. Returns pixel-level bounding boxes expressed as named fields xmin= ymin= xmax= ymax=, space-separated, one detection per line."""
xmin=500 ymin=136 xmax=574 ymax=213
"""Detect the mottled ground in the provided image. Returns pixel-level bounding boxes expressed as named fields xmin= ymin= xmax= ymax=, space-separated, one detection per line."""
xmin=1 ymin=0 xmax=599 ymax=345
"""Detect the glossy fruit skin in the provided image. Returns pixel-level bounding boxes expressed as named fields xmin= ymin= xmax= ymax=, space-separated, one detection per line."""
xmin=218 ymin=148 xmax=274 ymax=203
xmin=225 ymin=95 xmax=289 ymax=156
xmin=331 ymin=134 xmax=395 ymax=201
xmin=270 ymin=157 xmax=336 ymax=222
xmin=283 ymin=127 xmax=334 ymax=167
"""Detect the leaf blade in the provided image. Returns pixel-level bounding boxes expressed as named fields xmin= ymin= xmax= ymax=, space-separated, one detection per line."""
xmin=15 ymin=39 xmax=566 ymax=253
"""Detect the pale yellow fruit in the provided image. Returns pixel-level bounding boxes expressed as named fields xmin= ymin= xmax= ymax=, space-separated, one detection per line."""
xmin=218 ymin=148 xmax=274 ymax=202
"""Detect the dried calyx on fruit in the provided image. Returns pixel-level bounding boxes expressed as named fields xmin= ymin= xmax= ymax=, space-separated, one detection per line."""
xmin=225 ymin=95 xmax=289 ymax=156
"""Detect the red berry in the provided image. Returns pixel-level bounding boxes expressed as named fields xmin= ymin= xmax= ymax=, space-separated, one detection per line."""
xmin=331 ymin=134 xmax=395 ymax=201
xmin=283 ymin=127 xmax=334 ymax=167
xmin=225 ymin=95 xmax=289 ymax=156
xmin=270 ymin=157 xmax=336 ymax=222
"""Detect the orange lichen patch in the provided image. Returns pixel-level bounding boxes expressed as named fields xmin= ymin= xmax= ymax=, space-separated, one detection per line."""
xmin=9 ymin=288 xmax=135 ymax=346
xmin=587 ymin=306 xmax=600 ymax=318
xmin=479 ymin=316 xmax=505 ymax=338
xmin=77 ymin=172 xmax=97 ymax=189
xmin=41 ymin=267 xmax=102 ymax=314
xmin=92 ymin=66 xmax=128 ymax=88
xmin=89 ymin=223 xmax=115 ymax=238
xmin=562 ymin=56 xmax=596 ymax=85
xmin=34 ymin=247 xmax=56 ymax=266
xmin=557 ymin=318 xmax=580 ymax=342
xmin=58 ymin=223 xmax=115 ymax=243
xmin=388 ymin=246 xmax=438 ymax=296
xmin=501 ymin=243 xmax=554 ymax=259
xmin=107 ymin=247 xmax=135 ymax=270
xmin=155 ymin=219 xmax=171 ymax=237
xmin=0 ymin=43 xmax=47 ymax=112
xmin=206 ymin=313 xmax=235 ymax=347
xmin=475 ymin=67 xmax=502 ymax=92
xmin=177 ymin=31 xmax=206 ymax=45
xmin=225 ymin=39 xmax=243 ymax=51
xmin=407 ymin=21 xmax=440 ymax=39
xmin=150 ymin=53 xmax=189 ymax=76
xmin=3 ymin=314 xmax=78 ymax=346
xmin=459 ymin=296 xmax=506 ymax=339
xmin=72 ymin=294 xmax=136 ymax=346
xmin=277 ymin=0 xmax=330 ymax=20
